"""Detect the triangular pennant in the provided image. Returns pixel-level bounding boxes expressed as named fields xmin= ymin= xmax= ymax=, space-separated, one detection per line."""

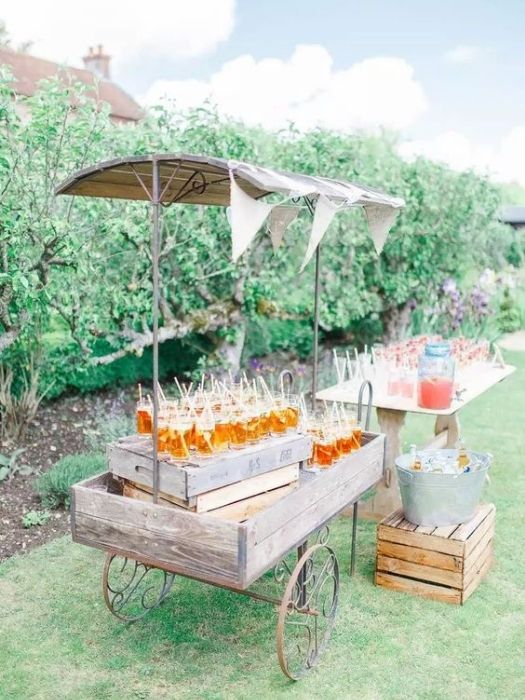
xmin=229 ymin=173 xmax=274 ymax=261
xmin=268 ymin=205 xmax=300 ymax=251
xmin=363 ymin=203 xmax=400 ymax=254
xmin=299 ymin=195 xmax=341 ymax=272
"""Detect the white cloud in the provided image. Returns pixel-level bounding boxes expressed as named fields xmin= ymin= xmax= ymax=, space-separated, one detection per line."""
xmin=1 ymin=0 xmax=235 ymax=70
xmin=398 ymin=128 xmax=525 ymax=186
xmin=141 ymin=45 xmax=428 ymax=132
xmin=444 ymin=44 xmax=486 ymax=64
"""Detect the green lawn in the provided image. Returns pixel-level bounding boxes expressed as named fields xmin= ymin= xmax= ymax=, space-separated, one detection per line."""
xmin=1 ymin=351 xmax=524 ymax=700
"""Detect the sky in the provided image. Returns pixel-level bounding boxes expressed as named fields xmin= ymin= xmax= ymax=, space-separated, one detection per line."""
xmin=2 ymin=0 xmax=525 ymax=187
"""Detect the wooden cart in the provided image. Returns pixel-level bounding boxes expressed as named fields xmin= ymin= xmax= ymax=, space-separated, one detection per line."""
xmin=56 ymin=152 xmax=402 ymax=680
xmin=71 ymin=431 xmax=385 ymax=679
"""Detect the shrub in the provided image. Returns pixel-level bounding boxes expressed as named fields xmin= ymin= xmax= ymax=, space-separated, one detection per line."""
xmin=35 ymin=452 xmax=106 ymax=508
xmin=84 ymin=412 xmax=135 ymax=452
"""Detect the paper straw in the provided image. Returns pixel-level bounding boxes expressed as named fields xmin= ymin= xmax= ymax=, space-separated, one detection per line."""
xmin=345 ymin=351 xmax=353 ymax=380
xmin=157 ymin=381 xmax=166 ymax=402
xmin=174 ymin=377 xmax=184 ymax=397
xmin=138 ymin=383 xmax=142 ymax=402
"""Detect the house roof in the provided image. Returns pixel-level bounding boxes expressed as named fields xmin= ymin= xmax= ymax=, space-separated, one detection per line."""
xmin=500 ymin=206 xmax=525 ymax=225
xmin=0 ymin=46 xmax=142 ymax=122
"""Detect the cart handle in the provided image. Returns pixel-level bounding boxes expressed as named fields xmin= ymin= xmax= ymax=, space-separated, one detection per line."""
xmin=357 ymin=380 xmax=373 ymax=431
xmin=279 ymin=369 xmax=294 ymax=395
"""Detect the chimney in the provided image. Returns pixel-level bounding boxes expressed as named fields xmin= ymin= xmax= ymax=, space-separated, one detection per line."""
xmin=83 ymin=45 xmax=111 ymax=80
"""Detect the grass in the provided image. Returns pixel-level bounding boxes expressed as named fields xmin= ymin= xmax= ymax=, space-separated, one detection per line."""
xmin=1 ymin=351 xmax=525 ymax=700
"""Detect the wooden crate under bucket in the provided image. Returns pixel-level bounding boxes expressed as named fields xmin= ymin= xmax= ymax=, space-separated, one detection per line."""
xmin=375 ymin=503 xmax=495 ymax=604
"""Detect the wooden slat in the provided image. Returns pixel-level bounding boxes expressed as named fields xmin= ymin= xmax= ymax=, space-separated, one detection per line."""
xmin=207 ymin=484 xmax=297 ymax=522
xmin=377 ymin=540 xmax=463 ymax=573
xmin=415 ymin=525 xmax=437 ymax=535
xmin=245 ymin=436 xmax=385 ymax=584
xmin=383 ymin=509 xmax=404 ymax=526
xmin=463 ymin=541 xmax=492 ymax=589
xmin=464 ymin=508 xmax=496 ymax=556
xmin=450 ymin=503 xmax=493 ymax=541
xmin=375 ymin=571 xmax=461 ymax=604
xmin=74 ymin=481 xmax=238 ymax=554
xmin=195 ymin=464 xmax=298 ymax=513
xmin=248 ymin=434 xmax=384 ymax=546
xmin=108 ymin=443 xmax=188 ymax=501
xmin=462 ymin=553 xmax=493 ymax=603
xmin=464 ymin=518 xmax=495 ymax=570
xmin=377 ymin=523 xmax=464 ymax=556
xmin=122 ymin=481 xmax=188 ymax=509
xmin=376 ymin=555 xmax=463 ymax=588
xmin=397 ymin=518 xmax=418 ymax=531
xmin=74 ymin=513 xmax=240 ymax=585
xmin=184 ymin=435 xmax=311 ymax=496
xmin=432 ymin=523 xmax=460 ymax=539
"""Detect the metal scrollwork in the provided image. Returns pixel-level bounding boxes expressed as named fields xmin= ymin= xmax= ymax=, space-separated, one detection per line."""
xmin=313 ymin=524 xmax=330 ymax=546
xmin=276 ymin=544 xmax=339 ymax=680
xmin=102 ymin=553 xmax=175 ymax=622
xmin=273 ymin=557 xmax=293 ymax=584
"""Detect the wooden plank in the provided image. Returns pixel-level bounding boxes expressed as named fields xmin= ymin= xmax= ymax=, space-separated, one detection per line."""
xmin=108 ymin=443 xmax=188 ymax=501
xmin=123 ymin=480 xmax=195 ymax=509
xmin=245 ymin=437 xmax=385 ymax=584
xmin=122 ymin=481 xmax=191 ymax=510
xmin=450 ymin=503 xmax=494 ymax=541
xmin=462 ymin=553 xmax=493 ymax=603
xmin=73 ymin=513 xmax=240 ymax=585
xmin=464 ymin=541 xmax=493 ymax=589
xmin=383 ymin=509 xmax=404 ymax=526
xmin=415 ymin=525 xmax=437 ymax=535
xmin=397 ymin=518 xmax=418 ymax=531
xmin=184 ymin=435 xmax=312 ymax=496
xmin=377 ymin=523 xmax=464 ymax=556
xmin=195 ymin=464 xmax=298 ymax=513
xmin=376 ymin=555 xmax=463 ymax=588
xmin=432 ymin=523 xmax=460 ymax=539
xmin=377 ymin=540 xmax=463 ymax=573
xmin=464 ymin=521 xmax=494 ymax=572
xmin=73 ymin=479 xmax=238 ymax=555
xmin=375 ymin=571 xmax=461 ymax=604
xmin=464 ymin=508 xmax=496 ymax=556
xmin=207 ymin=483 xmax=297 ymax=522
xmin=247 ymin=434 xmax=384 ymax=547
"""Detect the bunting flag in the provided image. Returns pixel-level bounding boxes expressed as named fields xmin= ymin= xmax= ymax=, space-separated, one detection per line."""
xmin=268 ymin=205 xmax=301 ymax=251
xmin=364 ymin=203 xmax=400 ymax=254
xmin=299 ymin=195 xmax=341 ymax=272
xmin=229 ymin=173 xmax=274 ymax=261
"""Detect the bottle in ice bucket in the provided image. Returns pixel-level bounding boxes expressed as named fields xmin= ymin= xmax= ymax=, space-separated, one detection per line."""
xmin=417 ymin=342 xmax=455 ymax=410
xmin=456 ymin=438 xmax=471 ymax=472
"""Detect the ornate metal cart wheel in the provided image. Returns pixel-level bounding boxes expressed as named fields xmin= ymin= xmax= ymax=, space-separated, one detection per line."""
xmin=102 ymin=552 xmax=175 ymax=622
xmin=276 ymin=544 xmax=339 ymax=680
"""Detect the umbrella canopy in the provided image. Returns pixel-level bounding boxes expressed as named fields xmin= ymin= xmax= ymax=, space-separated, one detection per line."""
xmin=55 ymin=153 xmax=405 ymax=263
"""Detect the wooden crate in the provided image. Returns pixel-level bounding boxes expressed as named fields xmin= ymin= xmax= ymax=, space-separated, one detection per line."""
xmin=120 ymin=462 xmax=300 ymax=518
xmin=71 ymin=431 xmax=385 ymax=590
xmin=375 ymin=503 xmax=495 ymax=604
xmin=107 ymin=433 xmax=312 ymax=505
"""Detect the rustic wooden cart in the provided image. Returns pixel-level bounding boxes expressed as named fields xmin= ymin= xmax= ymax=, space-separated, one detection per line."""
xmin=72 ymin=431 xmax=384 ymax=678
xmin=56 ymin=154 xmax=403 ymax=679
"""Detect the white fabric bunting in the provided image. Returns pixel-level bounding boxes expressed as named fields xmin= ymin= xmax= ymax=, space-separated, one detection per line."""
xmin=299 ymin=195 xmax=341 ymax=272
xmin=364 ymin=203 xmax=401 ymax=254
xmin=268 ymin=205 xmax=300 ymax=251
xmin=229 ymin=173 xmax=273 ymax=261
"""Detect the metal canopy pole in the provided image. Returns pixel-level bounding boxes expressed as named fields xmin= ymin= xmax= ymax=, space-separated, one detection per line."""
xmin=303 ymin=196 xmax=321 ymax=413
xmin=151 ymin=159 xmax=161 ymax=503
xmin=311 ymin=246 xmax=321 ymax=411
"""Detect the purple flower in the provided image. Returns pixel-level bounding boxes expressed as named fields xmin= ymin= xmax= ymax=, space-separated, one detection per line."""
xmin=249 ymin=357 xmax=264 ymax=372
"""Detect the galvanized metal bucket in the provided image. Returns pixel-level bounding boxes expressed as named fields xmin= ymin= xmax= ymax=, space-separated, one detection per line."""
xmin=395 ymin=450 xmax=491 ymax=527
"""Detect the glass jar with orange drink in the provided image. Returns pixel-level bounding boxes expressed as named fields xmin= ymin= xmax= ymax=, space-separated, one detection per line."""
xmin=136 ymin=400 xmax=152 ymax=434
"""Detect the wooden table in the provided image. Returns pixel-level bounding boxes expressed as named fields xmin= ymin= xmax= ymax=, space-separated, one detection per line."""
xmin=316 ymin=363 xmax=515 ymax=519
